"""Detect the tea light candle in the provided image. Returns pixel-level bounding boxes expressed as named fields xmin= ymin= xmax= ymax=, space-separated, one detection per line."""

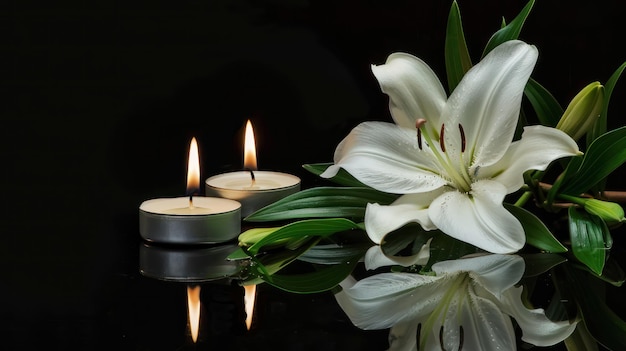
xmin=205 ymin=120 xmax=300 ymax=217
xmin=139 ymin=138 xmax=241 ymax=244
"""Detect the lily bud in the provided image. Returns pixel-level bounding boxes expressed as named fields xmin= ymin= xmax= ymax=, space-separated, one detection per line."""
xmin=238 ymin=227 xmax=280 ymax=246
xmin=556 ymin=82 xmax=604 ymax=141
xmin=584 ymin=199 xmax=625 ymax=226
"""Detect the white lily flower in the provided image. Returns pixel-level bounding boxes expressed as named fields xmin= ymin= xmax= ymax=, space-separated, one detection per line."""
xmin=321 ymin=40 xmax=580 ymax=253
xmin=335 ymin=254 xmax=577 ymax=351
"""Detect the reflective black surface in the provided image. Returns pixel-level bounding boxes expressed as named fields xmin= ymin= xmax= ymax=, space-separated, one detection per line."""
xmin=3 ymin=1 xmax=626 ymax=350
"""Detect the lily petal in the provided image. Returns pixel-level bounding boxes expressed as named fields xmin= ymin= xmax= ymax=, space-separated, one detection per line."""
xmin=481 ymin=125 xmax=581 ymax=193
xmin=387 ymin=319 xmax=420 ymax=351
xmin=320 ymin=121 xmax=447 ymax=193
xmin=335 ymin=272 xmax=445 ymax=330
xmin=428 ymin=180 xmax=525 ymax=253
xmin=365 ymin=192 xmax=442 ymax=244
xmin=437 ymin=292 xmax=516 ymax=351
xmin=497 ymin=286 xmax=578 ymax=346
xmin=371 ymin=52 xmax=447 ymax=132
xmin=364 ymin=238 xmax=432 ymax=270
xmin=443 ymin=40 xmax=538 ymax=170
xmin=433 ymin=254 xmax=524 ymax=298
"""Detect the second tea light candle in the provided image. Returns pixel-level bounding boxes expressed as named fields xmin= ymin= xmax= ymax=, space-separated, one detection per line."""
xmin=205 ymin=120 xmax=300 ymax=217
xmin=205 ymin=170 xmax=300 ymax=217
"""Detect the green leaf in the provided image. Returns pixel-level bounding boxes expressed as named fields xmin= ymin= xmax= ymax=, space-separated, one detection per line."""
xmin=482 ymin=0 xmax=535 ymax=57
xmin=505 ymin=204 xmax=567 ymax=253
xmin=299 ymin=243 xmax=371 ymax=265
xmin=262 ymin=255 xmax=361 ymax=294
xmin=302 ymin=163 xmax=366 ymax=187
xmin=564 ymin=266 xmax=626 ymax=350
xmin=568 ymin=207 xmax=611 ymax=275
xmin=524 ymin=78 xmax=563 ymax=127
xmin=546 ymin=155 xmax=583 ymax=205
xmin=560 ymin=126 xmax=626 ymax=196
xmin=586 ymin=62 xmax=626 ymax=194
xmin=588 ymin=61 xmax=626 ymax=144
xmin=245 ymin=187 xmax=397 ymax=222
xmin=247 ymin=218 xmax=361 ymax=256
xmin=444 ymin=1 xmax=472 ymax=93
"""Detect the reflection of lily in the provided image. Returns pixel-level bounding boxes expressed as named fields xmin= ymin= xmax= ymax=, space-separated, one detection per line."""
xmin=336 ymin=254 xmax=577 ymax=351
xmin=321 ymin=41 xmax=580 ymax=253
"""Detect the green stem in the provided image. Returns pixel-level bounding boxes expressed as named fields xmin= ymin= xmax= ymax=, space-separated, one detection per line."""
xmin=557 ymin=193 xmax=587 ymax=206
xmin=514 ymin=191 xmax=533 ymax=207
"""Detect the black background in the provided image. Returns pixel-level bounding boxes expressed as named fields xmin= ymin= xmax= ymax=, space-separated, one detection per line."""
xmin=2 ymin=0 xmax=626 ymax=350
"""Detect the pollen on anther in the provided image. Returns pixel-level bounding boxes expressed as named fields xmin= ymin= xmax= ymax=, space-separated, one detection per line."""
xmin=459 ymin=124 xmax=466 ymax=153
xmin=415 ymin=118 xmax=427 ymax=129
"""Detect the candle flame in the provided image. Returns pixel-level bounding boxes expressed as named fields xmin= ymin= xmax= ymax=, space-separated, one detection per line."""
xmin=187 ymin=285 xmax=201 ymax=343
xmin=244 ymin=284 xmax=257 ymax=330
xmin=187 ymin=137 xmax=200 ymax=197
xmin=243 ymin=120 xmax=257 ymax=171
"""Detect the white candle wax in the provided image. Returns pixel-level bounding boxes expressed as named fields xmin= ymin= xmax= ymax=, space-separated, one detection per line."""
xmin=139 ymin=196 xmax=241 ymax=244
xmin=205 ymin=171 xmax=300 ymax=217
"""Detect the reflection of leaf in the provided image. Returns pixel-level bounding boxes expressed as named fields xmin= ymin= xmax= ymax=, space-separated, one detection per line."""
xmin=564 ymin=321 xmax=600 ymax=351
xmin=245 ymin=187 xmax=397 ymax=222
xmin=302 ymin=163 xmax=365 ymax=187
xmin=262 ymin=255 xmax=361 ymax=294
xmin=505 ymin=204 xmax=567 ymax=252
xmin=423 ymin=231 xmax=478 ymax=272
xmin=298 ymin=243 xmax=370 ymax=265
xmin=444 ymin=0 xmax=472 ymax=93
xmin=575 ymin=255 xmax=625 ymax=287
xmin=564 ymin=266 xmax=626 ymax=350
xmin=380 ymin=223 xmax=430 ymax=258
xmin=568 ymin=207 xmax=611 ymax=275
xmin=521 ymin=253 xmax=567 ymax=278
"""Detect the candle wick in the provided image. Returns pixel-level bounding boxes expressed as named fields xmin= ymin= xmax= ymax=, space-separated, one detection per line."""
xmin=189 ymin=194 xmax=195 ymax=209
xmin=246 ymin=168 xmax=256 ymax=181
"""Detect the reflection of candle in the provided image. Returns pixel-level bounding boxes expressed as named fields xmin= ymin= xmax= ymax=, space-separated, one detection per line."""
xmin=205 ymin=120 xmax=301 ymax=217
xmin=187 ymin=285 xmax=201 ymax=343
xmin=243 ymin=284 xmax=257 ymax=330
xmin=139 ymin=138 xmax=241 ymax=244
xmin=139 ymin=242 xmax=241 ymax=282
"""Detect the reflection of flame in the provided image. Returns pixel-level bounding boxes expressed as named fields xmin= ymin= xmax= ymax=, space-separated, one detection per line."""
xmin=243 ymin=284 xmax=257 ymax=330
xmin=187 ymin=137 xmax=200 ymax=196
xmin=243 ymin=120 xmax=257 ymax=171
xmin=187 ymin=285 xmax=201 ymax=343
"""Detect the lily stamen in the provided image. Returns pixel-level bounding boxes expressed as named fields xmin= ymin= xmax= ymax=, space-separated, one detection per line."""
xmin=459 ymin=124 xmax=466 ymax=153
xmin=416 ymin=323 xmax=422 ymax=350
xmin=417 ymin=128 xmax=423 ymax=150
xmin=416 ymin=119 xmax=427 ymax=150
xmin=439 ymin=124 xmax=446 ymax=152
